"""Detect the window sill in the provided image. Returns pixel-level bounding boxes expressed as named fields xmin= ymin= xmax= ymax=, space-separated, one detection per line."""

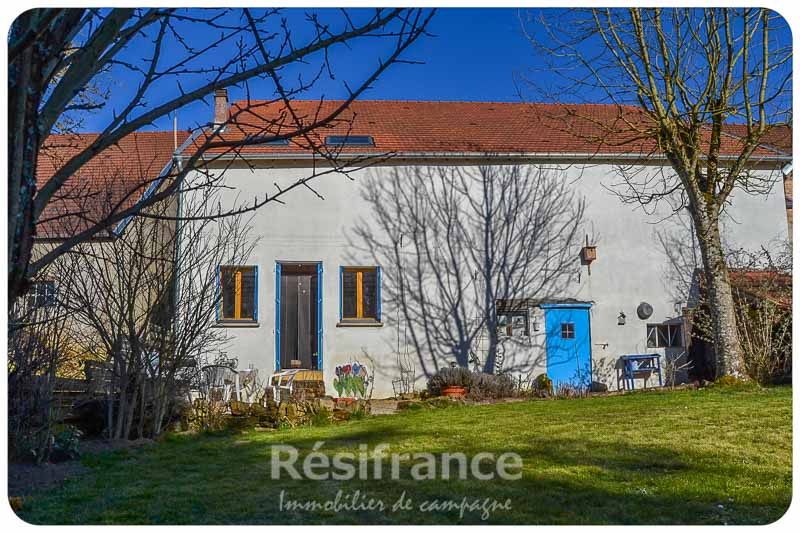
xmin=336 ymin=320 xmax=383 ymax=328
xmin=213 ymin=321 xmax=260 ymax=328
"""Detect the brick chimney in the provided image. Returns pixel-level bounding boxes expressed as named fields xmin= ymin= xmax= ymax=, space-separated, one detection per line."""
xmin=213 ymin=88 xmax=229 ymax=127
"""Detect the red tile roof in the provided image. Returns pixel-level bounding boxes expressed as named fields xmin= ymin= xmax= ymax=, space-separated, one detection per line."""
xmin=729 ymin=270 xmax=792 ymax=309
xmin=190 ymin=100 xmax=790 ymax=160
xmin=36 ymin=101 xmax=791 ymax=238
xmin=722 ymin=123 xmax=792 ymax=155
xmin=36 ymin=131 xmax=188 ymax=238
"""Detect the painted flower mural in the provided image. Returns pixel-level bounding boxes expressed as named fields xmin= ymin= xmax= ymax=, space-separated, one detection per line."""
xmin=333 ymin=362 xmax=369 ymax=398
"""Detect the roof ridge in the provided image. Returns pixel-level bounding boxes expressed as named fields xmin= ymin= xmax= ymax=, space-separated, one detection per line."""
xmin=230 ymin=98 xmax=641 ymax=107
xmin=44 ymin=130 xmax=178 ymax=138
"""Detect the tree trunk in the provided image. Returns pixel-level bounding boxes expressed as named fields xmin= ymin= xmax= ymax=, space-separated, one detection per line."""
xmin=8 ymin=14 xmax=44 ymax=303
xmin=8 ymin=10 xmax=82 ymax=302
xmin=136 ymin=379 xmax=146 ymax=439
xmin=693 ymin=213 xmax=744 ymax=378
xmin=483 ymin=284 xmax=498 ymax=374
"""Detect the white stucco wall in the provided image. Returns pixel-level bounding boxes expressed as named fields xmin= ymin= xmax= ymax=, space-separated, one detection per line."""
xmin=182 ymin=159 xmax=789 ymax=397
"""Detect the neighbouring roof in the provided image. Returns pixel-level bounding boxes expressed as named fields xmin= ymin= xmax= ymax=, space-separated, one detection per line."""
xmin=190 ymin=99 xmax=791 ymax=160
xmin=36 ymin=131 xmax=189 ymax=238
xmin=728 ymin=270 xmax=792 ymax=309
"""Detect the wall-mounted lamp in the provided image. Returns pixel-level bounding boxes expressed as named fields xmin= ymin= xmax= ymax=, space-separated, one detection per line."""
xmin=617 ymin=312 xmax=626 ymax=325
xmin=532 ymin=319 xmax=540 ymax=332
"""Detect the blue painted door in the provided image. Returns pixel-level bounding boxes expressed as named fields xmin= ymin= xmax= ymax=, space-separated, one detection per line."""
xmin=543 ymin=304 xmax=592 ymax=391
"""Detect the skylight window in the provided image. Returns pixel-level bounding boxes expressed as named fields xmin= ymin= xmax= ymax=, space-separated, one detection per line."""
xmin=324 ymin=135 xmax=375 ymax=147
xmin=262 ymin=138 xmax=289 ymax=145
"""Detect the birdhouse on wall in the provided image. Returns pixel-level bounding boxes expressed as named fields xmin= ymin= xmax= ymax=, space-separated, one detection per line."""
xmin=581 ymin=245 xmax=597 ymax=263
xmin=580 ymin=235 xmax=597 ymax=274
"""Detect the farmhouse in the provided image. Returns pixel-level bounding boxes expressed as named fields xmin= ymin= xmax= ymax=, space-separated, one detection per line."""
xmin=33 ymin=94 xmax=791 ymax=398
xmin=177 ymin=92 xmax=791 ymax=397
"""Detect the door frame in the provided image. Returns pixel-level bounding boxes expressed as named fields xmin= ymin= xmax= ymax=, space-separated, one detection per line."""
xmin=275 ymin=261 xmax=323 ymax=371
xmin=541 ymin=302 xmax=593 ymax=388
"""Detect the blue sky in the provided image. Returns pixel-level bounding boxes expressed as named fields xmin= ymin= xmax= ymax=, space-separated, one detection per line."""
xmin=345 ymin=8 xmax=534 ymax=102
xmin=76 ymin=7 xmax=791 ymax=132
xmin=78 ymin=8 xmax=542 ymax=132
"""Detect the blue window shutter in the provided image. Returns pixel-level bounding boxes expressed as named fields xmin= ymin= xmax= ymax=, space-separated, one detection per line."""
xmin=253 ymin=265 xmax=259 ymax=322
xmin=215 ymin=265 xmax=221 ymax=321
xmin=317 ymin=262 xmax=323 ymax=369
xmin=376 ymin=266 xmax=382 ymax=322
xmin=338 ymin=266 xmax=343 ymax=322
xmin=275 ymin=263 xmax=281 ymax=371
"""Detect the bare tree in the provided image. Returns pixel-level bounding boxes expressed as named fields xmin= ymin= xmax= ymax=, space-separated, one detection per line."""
xmin=688 ymin=245 xmax=792 ymax=383
xmin=8 ymin=268 xmax=83 ymax=461
xmin=354 ymin=164 xmax=584 ymax=376
xmin=47 ymin=180 xmax=255 ymax=439
xmin=9 ymin=7 xmax=434 ymax=302
xmin=521 ymin=8 xmax=791 ymax=377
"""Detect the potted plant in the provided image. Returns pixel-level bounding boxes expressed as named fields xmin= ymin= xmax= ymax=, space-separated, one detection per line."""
xmin=427 ymin=367 xmax=472 ymax=398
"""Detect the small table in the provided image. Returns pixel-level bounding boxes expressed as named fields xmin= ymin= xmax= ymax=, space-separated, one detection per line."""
xmin=620 ymin=354 xmax=662 ymax=391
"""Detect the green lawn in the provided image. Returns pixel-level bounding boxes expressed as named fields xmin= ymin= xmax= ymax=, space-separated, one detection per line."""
xmin=18 ymin=385 xmax=792 ymax=525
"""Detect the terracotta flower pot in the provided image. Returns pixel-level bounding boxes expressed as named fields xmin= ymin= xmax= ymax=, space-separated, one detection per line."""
xmin=335 ymin=397 xmax=356 ymax=407
xmin=441 ymin=386 xmax=466 ymax=398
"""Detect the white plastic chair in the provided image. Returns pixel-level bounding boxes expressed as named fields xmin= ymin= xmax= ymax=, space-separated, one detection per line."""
xmin=268 ymin=369 xmax=301 ymax=403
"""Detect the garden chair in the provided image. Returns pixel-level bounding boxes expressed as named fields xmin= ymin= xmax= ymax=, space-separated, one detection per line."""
xmin=235 ymin=368 xmax=259 ymax=403
xmin=200 ymin=364 xmax=238 ymax=403
xmin=268 ymin=369 xmax=300 ymax=403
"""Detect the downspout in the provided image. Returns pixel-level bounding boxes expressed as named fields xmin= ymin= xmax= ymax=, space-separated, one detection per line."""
xmin=170 ymin=126 xmax=206 ymax=335
xmin=172 ymin=154 xmax=184 ymax=336
xmin=782 ymin=162 xmax=793 ymax=243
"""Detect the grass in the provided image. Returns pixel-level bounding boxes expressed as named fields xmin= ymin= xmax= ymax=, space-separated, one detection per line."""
xmin=17 ymin=385 xmax=792 ymax=525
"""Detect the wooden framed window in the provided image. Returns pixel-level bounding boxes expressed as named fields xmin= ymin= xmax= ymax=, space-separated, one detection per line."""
xmin=497 ymin=310 xmax=529 ymax=337
xmin=218 ymin=266 xmax=258 ymax=321
xmin=340 ymin=266 xmax=381 ymax=322
xmin=561 ymin=322 xmax=575 ymax=339
xmin=27 ymin=280 xmax=56 ymax=309
xmin=646 ymin=324 xmax=682 ymax=348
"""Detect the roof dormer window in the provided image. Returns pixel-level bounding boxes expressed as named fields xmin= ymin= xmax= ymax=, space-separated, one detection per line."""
xmin=324 ymin=135 xmax=375 ymax=147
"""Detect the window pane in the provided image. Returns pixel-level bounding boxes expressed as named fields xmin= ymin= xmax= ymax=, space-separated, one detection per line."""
xmin=362 ymin=269 xmax=377 ymax=319
xmin=646 ymin=326 xmax=657 ymax=348
xmin=240 ymin=268 xmax=256 ymax=320
xmin=657 ymin=326 xmax=670 ymax=348
xmin=221 ymin=268 xmax=236 ymax=319
xmin=512 ymin=314 xmax=529 ymax=336
xmin=561 ymin=322 xmax=575 ymax=339
xmin=342 ymin=270 xmax=357 ymax=318
xmin=48 ymin=283 xmax=56 ymax=305
xmin=669 ymin=325 xmax=682 ymax=347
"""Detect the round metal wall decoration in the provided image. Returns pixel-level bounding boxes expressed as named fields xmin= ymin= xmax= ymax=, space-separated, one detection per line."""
xmin=637 ymin=302 xmax=653 ymax=320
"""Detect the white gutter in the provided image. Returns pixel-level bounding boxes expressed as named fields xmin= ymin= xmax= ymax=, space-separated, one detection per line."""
xmin=199 ymin=150 xmax=790 ymax=164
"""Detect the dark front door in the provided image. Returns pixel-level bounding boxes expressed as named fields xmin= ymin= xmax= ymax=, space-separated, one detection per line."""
xmin=279 ymin=264 xmax=319 ymax=369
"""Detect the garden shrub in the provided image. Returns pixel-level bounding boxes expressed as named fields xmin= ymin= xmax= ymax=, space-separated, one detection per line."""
xmin=467 ymin=372 xmax=516 ymax=400
xmin=426 ymin=367 xmax=473 ymax=396
xmin=49 ymin=425 xmax=83 ymax=462
xmin=532 ymin=373 xmax=553 ymax=397
xmin=713 ymin=375 xmax=750 ymax=387
xmin=426 ymin=368 xmax=517 ymax=400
